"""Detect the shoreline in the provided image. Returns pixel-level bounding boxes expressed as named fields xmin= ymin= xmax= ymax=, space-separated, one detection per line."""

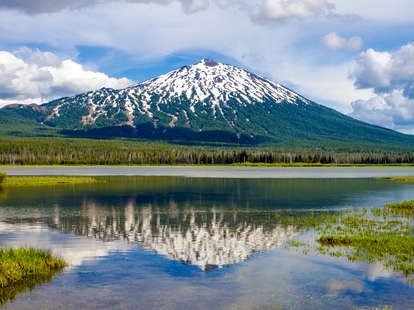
xmin=1 ymin=163 xmax=414 ymax=168
xmin=3 ymin=166 xmax=414 ymax=179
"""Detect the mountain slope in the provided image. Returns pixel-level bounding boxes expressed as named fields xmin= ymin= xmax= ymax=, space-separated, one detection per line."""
xmin=2 ymin=59 xmax=414 ymax=147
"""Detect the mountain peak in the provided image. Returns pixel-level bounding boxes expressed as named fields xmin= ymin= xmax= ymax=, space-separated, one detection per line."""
xmin=5 ymin=59 xmax=414 ymax=147
xmin=42 ymin=59 xmax=311 ymax=133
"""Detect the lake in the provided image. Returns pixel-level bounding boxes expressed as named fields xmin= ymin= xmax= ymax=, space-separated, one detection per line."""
xmin=1 ymin=172 xmax=414 ymax=309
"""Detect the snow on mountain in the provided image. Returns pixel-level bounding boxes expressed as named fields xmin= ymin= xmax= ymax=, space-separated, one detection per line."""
xmin=45 ymin=59 xmax=310 ymax=130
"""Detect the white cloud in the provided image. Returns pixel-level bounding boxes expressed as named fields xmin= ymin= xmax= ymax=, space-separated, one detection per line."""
xmin=0 ymin=0 xmax=221 ymax=14
xmin=0 ymin=0 xmax=353 ymax=23
xmin=180 ymin=0 xmax=209 ymax=13
xmin=252 ymin=0 xmax=335 ymax=24
xmin=321 ymin=32 xmax=363 ymax=51
xmin=0 ymin=48 xmax=134 ymax=106
xmin=0 ymin=1 xmax=371 ymax=113
xmin=349 ymin=43 xmax=414 ymax=132
xmin=332 ymin=0 xmax=414 ymax=23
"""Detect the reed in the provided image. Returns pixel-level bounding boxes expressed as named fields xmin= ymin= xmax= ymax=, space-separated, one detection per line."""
xmin=0 ymin=248 xmax=66 ymax=289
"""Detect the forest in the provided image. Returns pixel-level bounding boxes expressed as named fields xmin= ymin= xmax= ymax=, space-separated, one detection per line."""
xmin=1 ymin=137 xmax=414 ymax=165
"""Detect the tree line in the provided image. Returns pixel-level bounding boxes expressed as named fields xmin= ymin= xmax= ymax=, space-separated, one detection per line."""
xmin=1 ymin=137 xmax=414 ymax=165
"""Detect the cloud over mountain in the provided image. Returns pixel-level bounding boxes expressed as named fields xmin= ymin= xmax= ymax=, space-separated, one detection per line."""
xmin=0 ymin=0 xmax=341 ymax=22
xmin=0 ymin=0 xmax=217 ymax=14
xmin=252 ymin=0 xmax=335 ymax=24
xmin=0 ymin=48 xmax=134 ymax=106
xmin=350 ymin=43 xmax=414 ymax=133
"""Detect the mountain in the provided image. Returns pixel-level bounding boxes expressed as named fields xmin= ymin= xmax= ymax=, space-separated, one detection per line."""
xmin=2 ymin=59 xmax=414 ymax=148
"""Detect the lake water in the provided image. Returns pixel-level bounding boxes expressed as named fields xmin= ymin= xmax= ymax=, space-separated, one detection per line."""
xmin=1 ymin=174 xmax=414 ymax=309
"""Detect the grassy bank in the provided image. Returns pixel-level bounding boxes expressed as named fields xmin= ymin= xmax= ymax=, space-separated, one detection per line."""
xmin=378 ymin=177 xmax=414 ymax=182
xmin=0 ymin=248 xmax=66 ymax=289
xmin=0 ymin=174 xmax=103 ymax=187
xmin=284 ymin=201 xmax=414 ymax=280
xmin=2 ymin=162 xmax=414 ymax=168
xmin=231 ymin=162 xmax=414 ymax=167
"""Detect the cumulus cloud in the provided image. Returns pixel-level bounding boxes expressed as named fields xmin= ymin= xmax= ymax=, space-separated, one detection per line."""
xmin=0 ymin=0 xmax=348 ymax=21
xmin=0 ymin=48 xmax=134 ymax=106
xmin=321 ymin=32 xmax=363 ymax=51
xmin=0 ymin=0 xmax=221 ymax=14
xmin=349 ymin=43 xmax=414 ymax=132
xmin=252 ymin=0 xmax=335 ymax=24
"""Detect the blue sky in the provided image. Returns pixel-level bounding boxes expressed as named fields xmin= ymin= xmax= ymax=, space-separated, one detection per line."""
xmin=0 ymin=0 xmax=414 ymax=133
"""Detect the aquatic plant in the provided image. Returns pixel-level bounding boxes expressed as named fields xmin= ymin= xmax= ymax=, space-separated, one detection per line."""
xmin=378 ymin=177 xmax=414 ymax=183
xmin=2 ymin=176 xmax=104 ymax=187
xmin=0 ymin=248 xmax=66 ymax=289
xmin=283 ymin=203 xmax=414 ymax=280
xmin=385 ymin=200 xmax=414 ymax=210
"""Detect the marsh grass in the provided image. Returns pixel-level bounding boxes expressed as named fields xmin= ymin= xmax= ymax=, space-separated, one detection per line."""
xmin=2 ymin=175 xmax=103 ymax=187
xmin=378 ymin=177 xmax=414 ymax=182
xmin=385 ymin=200 xmax=414 ymax=210
xmin=0 ymin=248 xmax=66 ymax=289
xmin=282 ymin=202 xmax=414 ymax=280
xmin=0 ymin=248 xmax=66 ymax=305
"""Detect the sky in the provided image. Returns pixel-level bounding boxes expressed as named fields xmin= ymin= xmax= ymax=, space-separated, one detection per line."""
xmin=0 ymin=0 xmax=414 ymax=133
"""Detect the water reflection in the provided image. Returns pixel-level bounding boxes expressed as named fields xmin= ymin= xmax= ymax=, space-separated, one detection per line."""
xmin=0 ymin=268 xmax=63 ymax=306
xmin=1 ymin=177 xmax=414 ymax=309
xmin=48 ymin=200 xmax=298 ymax=270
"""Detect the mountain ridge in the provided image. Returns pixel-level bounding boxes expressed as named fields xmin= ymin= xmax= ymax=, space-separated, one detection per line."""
xmin=2 ymin=59 xmax=414 ymax=148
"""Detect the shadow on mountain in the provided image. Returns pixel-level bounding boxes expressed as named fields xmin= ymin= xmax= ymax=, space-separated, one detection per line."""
xmin=60 ymin=124 xmax=273 ymax=145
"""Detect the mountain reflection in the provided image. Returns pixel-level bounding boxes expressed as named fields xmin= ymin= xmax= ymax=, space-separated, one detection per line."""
xmin=48 ymin=200 xmax=299 ymax=270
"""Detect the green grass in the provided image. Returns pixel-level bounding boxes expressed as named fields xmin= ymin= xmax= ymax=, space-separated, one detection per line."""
xmin=378 ymin=177 xmax=414 ymax=182
xmin=1 ymin=175 xmax=103 ymax=187
xmin=281 ymin=203 xmax=414 ymax=280
xmin=385 ymin=200 xmax=414 ymax=210
xmin=0 ymin=248 xmax=66 ymax=289
xmin=2 ymin=163 xmax=414 ymax=168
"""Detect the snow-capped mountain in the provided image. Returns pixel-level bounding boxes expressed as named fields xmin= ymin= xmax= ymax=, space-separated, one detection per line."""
xmin=4 ymin=58 xmax=414 ymax=146
xmin=43 ymin=59 xmax=310 ymax=136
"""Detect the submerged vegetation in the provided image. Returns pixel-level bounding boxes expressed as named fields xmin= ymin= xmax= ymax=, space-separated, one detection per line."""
xmin=284 ymin=201 xmax=414 ymax=281
xmin=0 ymin=174 xmax=103 ymax=187
xmin=0 ymin=248 xmax=66 ymax=288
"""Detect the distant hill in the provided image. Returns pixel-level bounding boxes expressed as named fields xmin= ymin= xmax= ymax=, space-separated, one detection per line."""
xmin=1 ymin=59 xmax=414 ymax=149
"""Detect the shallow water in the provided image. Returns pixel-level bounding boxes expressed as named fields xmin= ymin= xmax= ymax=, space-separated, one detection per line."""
xmin=1 ymin=176 xmax=414 ymax=309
